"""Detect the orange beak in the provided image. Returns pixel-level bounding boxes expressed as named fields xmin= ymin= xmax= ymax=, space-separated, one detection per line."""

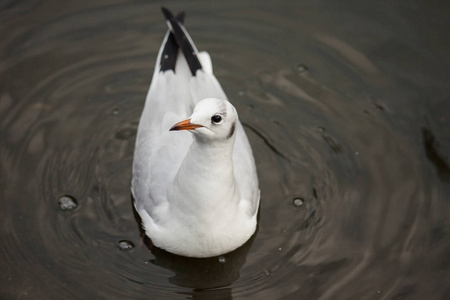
xmin=169 ymin=118 xmax=203 ymax=131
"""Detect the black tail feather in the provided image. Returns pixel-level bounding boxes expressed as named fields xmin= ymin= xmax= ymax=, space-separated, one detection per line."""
xmin=161 ymin=7 xmax=203 ymax=76
xmin=160 ymin=11 xmax=185 ymax=72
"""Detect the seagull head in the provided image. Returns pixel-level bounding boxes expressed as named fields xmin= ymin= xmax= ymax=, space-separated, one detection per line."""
xmin=170 ymin=98 xmax=238 ymax=142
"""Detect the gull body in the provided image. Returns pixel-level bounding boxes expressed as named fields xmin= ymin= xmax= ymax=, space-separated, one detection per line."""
xmin=131 ymin=8 xmax=260 ymax=258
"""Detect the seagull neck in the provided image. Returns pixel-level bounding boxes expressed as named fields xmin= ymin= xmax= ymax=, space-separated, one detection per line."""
xmin=169 ymin=136 xmax=239 ymax=213
xmin=192 ymin=135 xmax=235 ymax=158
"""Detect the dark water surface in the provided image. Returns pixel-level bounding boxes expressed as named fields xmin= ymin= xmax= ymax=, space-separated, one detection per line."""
xmin=1 ymin=0 xmax=450 ymax=299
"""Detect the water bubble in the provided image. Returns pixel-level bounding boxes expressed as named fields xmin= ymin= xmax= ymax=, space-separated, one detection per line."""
xmin=238 ymin=91 xmax=245 ymax=96
xmin=296 ymin=63 xmax=308 ymax=73
xmin=264 ymin=269 xmax=273 ymax=276
xmin=293 ymin=197 xmax=304 ymax=207
xmin=218 ymin=256 xmax=226 ymax=263
xmin=112 ymin=108 xmax=119 ymax=116
xmin=117 ymin=240 xmax=134 ymax=252
xmin=57 ymin=195 xmax=78 ymax=211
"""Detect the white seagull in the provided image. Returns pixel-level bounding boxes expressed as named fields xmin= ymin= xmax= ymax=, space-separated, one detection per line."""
xmin=131 ymin=8 xmax=260 ymax=258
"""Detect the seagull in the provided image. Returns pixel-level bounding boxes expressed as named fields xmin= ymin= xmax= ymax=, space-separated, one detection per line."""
xmin=131 ymin=7 xmax=260 ymax=258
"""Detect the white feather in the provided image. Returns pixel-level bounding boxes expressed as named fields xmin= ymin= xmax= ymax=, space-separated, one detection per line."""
xmin=132 ymin=28 xmax=260 ymax=258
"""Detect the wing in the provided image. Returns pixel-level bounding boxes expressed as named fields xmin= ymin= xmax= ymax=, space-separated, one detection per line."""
xmin=132 ymin=11 xmax=195 ymax=219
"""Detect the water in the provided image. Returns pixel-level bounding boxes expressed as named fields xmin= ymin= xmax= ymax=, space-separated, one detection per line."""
xmin=1 ymin=0 xmax=449 ymax=299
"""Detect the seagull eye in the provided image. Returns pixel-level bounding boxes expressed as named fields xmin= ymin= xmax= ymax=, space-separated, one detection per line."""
xmin=211 ymin=115 xmax=222 ymax=124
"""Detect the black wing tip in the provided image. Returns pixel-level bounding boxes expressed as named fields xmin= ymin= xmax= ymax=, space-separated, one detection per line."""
xmin=161 ymin=7 xmax=173 ymax=20
xmin=159 ymin=10 xmax=186 ymax=73
xmin=160 ymin=7 xmax=202 ymax=76
xmin=176 ymin=11 xmax=185 ymax=23
xmin=161 ymin=7 xmax=185 ymax=23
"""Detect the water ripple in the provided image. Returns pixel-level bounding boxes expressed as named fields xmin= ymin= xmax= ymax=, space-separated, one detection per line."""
xmin=1 ymin=1 xmax=449 ymax=299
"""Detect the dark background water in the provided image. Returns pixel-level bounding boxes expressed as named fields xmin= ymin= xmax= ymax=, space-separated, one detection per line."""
xmin=1 ymin=0 xmax=449 ymax=299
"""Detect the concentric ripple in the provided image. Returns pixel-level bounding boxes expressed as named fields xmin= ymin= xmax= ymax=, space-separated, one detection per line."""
xmin=1 ymin=1 xmax=449 ymax=299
